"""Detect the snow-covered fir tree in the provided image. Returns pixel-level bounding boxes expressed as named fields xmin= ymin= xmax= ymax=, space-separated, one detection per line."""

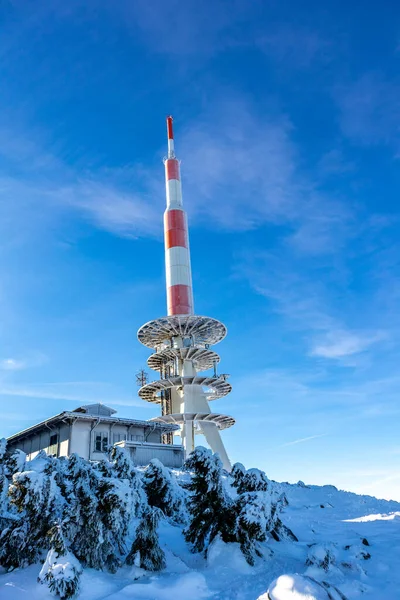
xmin=0 ymin=450 xmax=62 ymax=570
xmin=0 ymin=438 xmax=8 ymax=519
xmin=96 ymin=476 xmax=131 ymax=573
xmin=94 ymin=458 xmax=114 ymax=478
xmin=232 ymin=466 xmax=270 ymax=494
xmin=126 ymin=506 xmax=166 ymax=571
xmin=234 ymin=491 xmax=274 ymax=565
xmin=231 ymin=463 xmax=297 ymax=544
xmin=65 ymin=453 xmax=104 ymax=570
xmin=109 ymin=446 xmax=132 ymax=479
xmin=39 ymin=523 xmax=82 ymax=600
xmin=184 ymin=447 xmax=236 ymax=554
xmin=230 ymin=462 xmax=246 ymax=490
xmin=143 ymin=458 xmax=186 ymax=522
xmin=5 ymin=448 xmax=26 ymax=478
xmin=66 ymin=453 xmax=133 ymax=572
xmin=109 ymin=446 xmax=146 ymax=516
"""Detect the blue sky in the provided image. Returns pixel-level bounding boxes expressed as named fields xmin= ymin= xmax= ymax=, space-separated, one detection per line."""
xmin=0 ymin=0 xmax=400 ymax=500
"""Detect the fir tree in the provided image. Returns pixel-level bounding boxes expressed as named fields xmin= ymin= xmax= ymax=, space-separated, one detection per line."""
xmin=126 ymin=506 xmax=166 ymax=571
xmin=234 ymin=491 xmax=273 ymax=565
xmin=97 ymin=477 xmax=131 ymax=573
xmin=232 ymin=465 xmax=297 ymax=544
xmin=110 ymin=446 xmax=146 ymax=517
xmin=143 ymin=459 xmax=185 ymax=522
xmin=66 ymin=453 xmax=131 ymax=572
xmin=184 ymin=447 xmax=235 ymax=554
xmin=234 ymin=467 xmax=269 ymax=494
xmin=39 ymin=523 xmax=82 ymax=600
xmin=66 ymin=454 xmax=104 ymax=570
xmin=5 ymin=448 xmax=26 ymax=477
xmin=95 ymin=458 xmax=114 ymax=478
xmin=0 ymin=438 xmax=8 ymax=519
xmin=0 ymin=519 xmax=31 ymax=570
xmin=109 ymin=446 xmax=132 ymax=479
xmin=231 ymin=462 xmax=246 ymax=490
xmin=0 ymin=451 xmax=62 ymax=569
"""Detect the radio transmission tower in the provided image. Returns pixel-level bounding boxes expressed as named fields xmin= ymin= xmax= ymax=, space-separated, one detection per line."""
xmin=136 ymin=368 xmax=148 ymax=387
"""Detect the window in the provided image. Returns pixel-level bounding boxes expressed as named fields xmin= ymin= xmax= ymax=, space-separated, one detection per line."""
xmin=113 ymin=433 xmax=126 ymax=444
xmin=94 ymin=432 xmax=108 ymax=452
xmin=130 ymin=434 xmax=144 ymax=442
xmin=48 ymin=433 xmax=58 ymax=457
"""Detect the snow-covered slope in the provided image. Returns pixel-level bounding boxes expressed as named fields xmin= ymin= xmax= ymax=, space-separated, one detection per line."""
xmin=1 ymin=477 xmax=399 ymax=600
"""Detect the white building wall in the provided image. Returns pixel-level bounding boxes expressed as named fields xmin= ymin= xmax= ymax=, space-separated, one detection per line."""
xmin=58 ymin=423 xmax=70 ymax=457
xmin=70 ymin=421 xmax=91 ymax=460
xmin=118 ymin=441 xmax=184 ymax=468
xmin=7 ymin=417 xmax=170 ymax=464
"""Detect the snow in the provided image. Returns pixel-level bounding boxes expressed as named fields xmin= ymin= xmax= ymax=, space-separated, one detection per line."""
xmin=262 ymin=574 xmax=332 ymax=599
xmin=105 ymin=572 xmax=211 ymax=599
xmin=1 ymin=468 xmax=400 ymax=599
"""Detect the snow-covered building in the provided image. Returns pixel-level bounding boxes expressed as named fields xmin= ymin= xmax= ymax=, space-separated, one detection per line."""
xmin=6 ymin=403 xmax=184 ymax=468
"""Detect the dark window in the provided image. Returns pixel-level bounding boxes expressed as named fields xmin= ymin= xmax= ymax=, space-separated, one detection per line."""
xmin=94 ymin=432 xmax=108 ymax=452
xmin=48 ymin=433 xmax=58 ymax=457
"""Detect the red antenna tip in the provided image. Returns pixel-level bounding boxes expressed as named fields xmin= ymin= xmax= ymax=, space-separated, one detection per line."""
xmin=166 ymin=115 xmax=174 ymax=140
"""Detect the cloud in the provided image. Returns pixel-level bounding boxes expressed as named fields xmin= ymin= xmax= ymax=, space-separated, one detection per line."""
xmin=0 ymin=353 xmax=48 ymax=371
xmin=317 ymin=149 xmax=355 ymax=176
xmin=176 ymin=100 xmax=352 ymax=255
xmin=257 ymin=26 xmax=331 ymax=69
xmin=0 ymin=358 xmax=26 ymax=371
xmin=278 ymin=433 xmax=328 ymax=448
xmin=0 ymin=96 xmax=352 ymax=255
xmin=0 ymin=381 xmax=144 ymax=408
xmin=310 ymin=330 xmax=385 ymax=360
xmin=335 ymin=73 xmax=400 ymax=148
xmin=123 ymin=0 xmax=237 ymax=57
xmin=234 ymin=367 xmax=400 ymax=425
xmin=236 ymin=240 xmax=394 ymax=365
xmin=55 ymin=179 xmax=161 ymax=238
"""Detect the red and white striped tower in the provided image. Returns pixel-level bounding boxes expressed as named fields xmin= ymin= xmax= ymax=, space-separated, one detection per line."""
xmin=164 ymin=116 xmax=194 ymax=316
xmin=137 ymin=117 xmax=235 ymax=471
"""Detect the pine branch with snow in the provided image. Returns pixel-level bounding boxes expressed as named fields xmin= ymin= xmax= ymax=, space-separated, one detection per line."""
xmin=184 ymin=447 xmax=236 ymax=554
xmin=126 ymin=506 xmax=166 ymax=571
xmin=0 ymin=451 xmax=63 ymax=569
xmin=65 ymin=454 xmax=105 ymax=570
xmin=234 ymin=491 xmax=270 ymax=565
xmin=109 ymin=446 xmax=147 ymax=516
xmin=143 ymin=458 xmax=186 ymax=523
xmin=39 ymin=523 xmax=82 ymax=600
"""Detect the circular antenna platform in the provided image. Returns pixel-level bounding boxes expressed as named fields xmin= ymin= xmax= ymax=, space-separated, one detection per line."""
xmin=150 ymin=412 xmax=235 ymax=431
xmin=138 ymin=375 xmax=231 ymax=404
xmin=137 ymin=315 xmax=227 ymax=349
xmin=147 ymin=347 xmax=220 ymax=372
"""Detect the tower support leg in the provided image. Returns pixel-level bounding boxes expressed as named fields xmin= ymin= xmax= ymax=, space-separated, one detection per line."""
xmin=182 ymin=419 xmax=194 ymax=459
xmin=200 ymin=421 xmax=232 ymax=472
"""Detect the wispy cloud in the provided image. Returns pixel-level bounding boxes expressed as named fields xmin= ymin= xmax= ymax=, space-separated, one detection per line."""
xmin=310 ymin=330 xmax=385 ymax=360
xmin=335 ymin=73 xmax=400 ymax=149
xmin=0 ymin=381 xmax=143 ymax=408
xmin=0 ymin=96 xmax=353 ymax=255
xmin=236 ymin=240 xmax=394 ymax=365
xmin=55 ymin=179 xmax=161 ymax=238
xmin=0 ymin=353 xmax=48 ymax=371
xmin=0 ymin=358 xmax=26 ymax=371
xmin=278 ymin=433 xmax=328 ymax=448
xmin=257 ymin=26 xmax=331 ymax=69
xmin=177 ymin=100 xmax=352 ymax=255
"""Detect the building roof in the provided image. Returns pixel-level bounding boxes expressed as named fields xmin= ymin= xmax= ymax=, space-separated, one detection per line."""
xmin=71 ymin=403 xmax=117 ymax=416
xmin=6 ymin=403 xmax=178 ymax=442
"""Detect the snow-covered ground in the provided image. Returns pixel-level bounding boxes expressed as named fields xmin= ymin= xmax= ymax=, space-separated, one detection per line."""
xmin=1 ymin=480 xmax=399 ymax=600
